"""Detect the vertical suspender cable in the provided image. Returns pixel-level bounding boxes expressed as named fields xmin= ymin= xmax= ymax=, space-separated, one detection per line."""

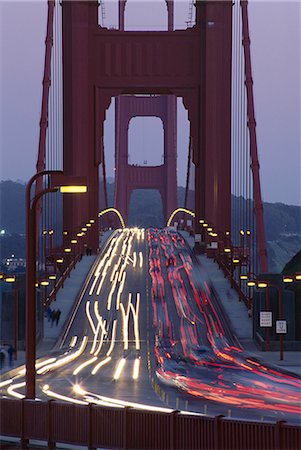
xmin=184 ymin=136 xmax=192 ymax=211
xmin=240 ymin=0 xmax=268 ymax=273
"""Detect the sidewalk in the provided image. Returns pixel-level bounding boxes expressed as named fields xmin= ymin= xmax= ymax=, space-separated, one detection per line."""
xmin=180 ymin=231 xmax=301 ymax=377
xmin=0 ymin=231 xmax=113 ymax=375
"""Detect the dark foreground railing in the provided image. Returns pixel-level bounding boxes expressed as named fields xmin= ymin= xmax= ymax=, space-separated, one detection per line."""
xmin=0 ymin=398 xmax=300 ymax=450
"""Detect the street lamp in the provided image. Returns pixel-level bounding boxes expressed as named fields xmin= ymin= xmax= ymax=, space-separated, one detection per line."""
xmin=26 ymin=170 xmax=87 ymax=399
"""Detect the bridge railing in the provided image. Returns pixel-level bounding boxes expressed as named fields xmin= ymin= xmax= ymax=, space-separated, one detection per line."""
xmin=0 ymin=398 xmax=299 ymax=450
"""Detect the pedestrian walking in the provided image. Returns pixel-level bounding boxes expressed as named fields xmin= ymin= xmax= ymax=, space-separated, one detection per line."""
xmin=47 ymin=306 xmax=52 ymax=322
xmin=56 ymin=309 xmax=61 ymax=326
xmin=0 ymin=350 xmax=5 ymax=369
xmin=7 ymin=345 xmax=16 ymax=367
xmin=51 ymin=309 xmax=56 ymax=327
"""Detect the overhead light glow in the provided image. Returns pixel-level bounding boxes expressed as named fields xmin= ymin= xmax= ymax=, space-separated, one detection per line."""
xmin=60 ymin=185 xmax=87 ymax=194
xmin=283 ymin=277 xmax=293 ymax=283
xmin=5 ymin=276 xmax=16 ymax=283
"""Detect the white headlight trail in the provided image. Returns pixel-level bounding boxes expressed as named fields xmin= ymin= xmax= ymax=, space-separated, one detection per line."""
xmin=73 ymin=356 xmax=98 ymax=375
xmin=37 ymin=336 xmax=88 ymax=374
xmin=106 ymin=319 xmax=117 ymax=357
xmin=91 ymin=356 xmax=112 ymax=375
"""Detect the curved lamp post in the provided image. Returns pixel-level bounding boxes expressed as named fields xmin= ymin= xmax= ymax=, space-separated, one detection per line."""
xmin=26 ymin=170 xmax=87 ymax=399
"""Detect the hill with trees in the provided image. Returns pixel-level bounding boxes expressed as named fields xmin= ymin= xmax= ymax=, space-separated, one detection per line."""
xmin=0 ymin=180 xmax=300 ymax=272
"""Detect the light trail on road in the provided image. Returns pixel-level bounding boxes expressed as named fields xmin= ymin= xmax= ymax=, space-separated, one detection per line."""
xmin=148 ymin=228 xmax=301 ymax=421
xmin=1 ymin=227 xmax=300 ymax=425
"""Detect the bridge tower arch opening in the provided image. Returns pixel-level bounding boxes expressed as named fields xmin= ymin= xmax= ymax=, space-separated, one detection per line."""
xmin=128 ymin=115 xmax=164 ymax=167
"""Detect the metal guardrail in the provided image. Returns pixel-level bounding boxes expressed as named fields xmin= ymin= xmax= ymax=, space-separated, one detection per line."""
xmin=44 ymin=252 xmax=82 ymax=310
xmin=0 ymin=398 xmax=300 ymax=450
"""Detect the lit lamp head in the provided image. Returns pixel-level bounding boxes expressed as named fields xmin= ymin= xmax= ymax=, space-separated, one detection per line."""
xmin=64 ymin=248 xmax=72 ymax=253
xmin=240 ymin=274 xmax=248 ymax=280
xmin=71 ymin=239 xmax=77 ymax=244
xmin=48 ymin=274 xmax=56 ymax=280
xmin=40 ymin=280 xmax=50 ymax=286
xmin=295 ymin=274 xmax=301 ymax=281
xmin=232 ymin=258 xmax=240 ymax=264
xmin=247 ymin=280 xmax=256 ymax=287
xmin=257 ymin=282 xmax=268 ymax=289
xmin=224 ymin=248 xmax=231 ymax=253
xmin=5 ymin=275 xmax=16 ymax=283
xmin=283 ymin=276 xmax=294 ymax=283
xmin=59 ymin=185 xmax=87 ymax=194
xmin=56 ymin=258 xmax=64 ymax=264
xmin=89 ymin=219 xmax=95 ymax=224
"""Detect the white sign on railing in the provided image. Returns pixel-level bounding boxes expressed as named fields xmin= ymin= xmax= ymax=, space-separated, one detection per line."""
xmin=260 ymin=311 xmax=272 ymax=327
xmin=276 ymin=320 xmax=287 ymax=334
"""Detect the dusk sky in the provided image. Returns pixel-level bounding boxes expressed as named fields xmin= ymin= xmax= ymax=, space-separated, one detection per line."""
xmin=0 ymin=0 xmax=300 ymax=206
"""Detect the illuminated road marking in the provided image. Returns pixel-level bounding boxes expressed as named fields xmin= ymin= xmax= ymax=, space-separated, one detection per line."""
xmin=91 ymin=356 xmax=112 ymax=375
xmin=133 ymin=252 xmax=137 ymax=268
xmin=0 ymin=379 xmax=13 ymax=388
xmin=73 ymin=357 xmax=98 ymax=375
xmin=133 ymin=358 xmax=140 ymax=380
xmin=116 ymin=271 xmax=126 ymax=310
xmin=89 ymin=273 xmax=100 ymax=296
xmin=106 ymin=320 xmax=117 ymax=356
xmin=37 ymin=336 xmax=88 ymax=374
xmin=7 ymin=381 xmax=25 ymax=399
xmin=130 ymin=293 xmax=141 ymax=350
xmin=120 ymin=294 xmax=132 ymax=350
xmin=139 ymin=251 xmax=143 ymax=268
xmin=107 ymin=272 xmax=119 ymax=310
xmin=113 ymin=358 xmax=126 ymax=380
xmin=42 ymin=385 xmax=87 ymax=404
xmin=86 ymin=301 xmax=97 ymax=335
xmin=93 ymin=325 xmax=107 ymax=356
xmin=70 ymin=336 xmax=78 ymax=347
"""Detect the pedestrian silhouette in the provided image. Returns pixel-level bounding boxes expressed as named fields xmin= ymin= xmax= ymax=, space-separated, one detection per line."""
xmin=56 ymin=309 xmax=61 ymax=326
xmin=0 ymin=350 xmax=5 ymax=369
xmin=51 ymin=309 xmax=56 ymax=327
xmin=7 ymin=345 xmax=16 ymax=367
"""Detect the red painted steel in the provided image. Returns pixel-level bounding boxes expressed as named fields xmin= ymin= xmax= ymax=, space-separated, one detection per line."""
xmin=114 ymin=95 xmax=178 ymax=224
xmin=62 ymin=0 xmax=233 ymax=241
xmin=35 ymin=0 xmax=55 ymax=251
xmin=1 ymin=399 xmax=300 ymax=450
xmin=240 ymin=1 xmax=268 ymax=273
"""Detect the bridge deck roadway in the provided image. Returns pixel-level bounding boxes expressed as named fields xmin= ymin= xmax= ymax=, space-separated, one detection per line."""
xmin=180 ymin=231 xmax=301 ymax=377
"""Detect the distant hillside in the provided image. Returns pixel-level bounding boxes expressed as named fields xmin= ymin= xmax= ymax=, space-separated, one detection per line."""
xmin=1 ymin=180 xmax=300 ymax=272
xmin=0 ymin=180 xmax=25 ymax=234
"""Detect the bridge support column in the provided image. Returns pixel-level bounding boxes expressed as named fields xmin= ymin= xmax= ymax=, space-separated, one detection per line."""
xmin=62 ymin=0 xmax=99 ymax=251
xmin=191 ymin=1 xmax=232 ymax=243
